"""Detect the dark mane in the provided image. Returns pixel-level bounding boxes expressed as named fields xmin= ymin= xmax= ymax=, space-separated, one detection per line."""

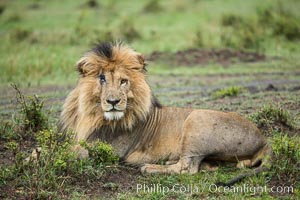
xmin=92 ymin=42 xmax=113 ymax=59
xmin=152 ymin=95 xmax=162 ymax=108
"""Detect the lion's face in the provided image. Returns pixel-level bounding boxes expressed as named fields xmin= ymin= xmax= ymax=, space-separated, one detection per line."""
xmin=99 ymin=69 xmax=132 ymax=120
xmin=73 ymin=42 xmax=152 ymax=127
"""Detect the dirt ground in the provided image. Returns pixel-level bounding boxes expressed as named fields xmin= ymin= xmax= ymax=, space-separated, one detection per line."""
xmin=0 ymin=48 xmax=299 ymax=198
xmin=148 ymin=48 xmax=267 ymax=66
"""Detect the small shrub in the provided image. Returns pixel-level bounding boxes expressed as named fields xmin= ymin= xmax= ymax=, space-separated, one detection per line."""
xmin=220 ymin=15 xmax=264 ymax=50
xmin=80 ymin=140 xmax=119 ymax=166
xmin=257 ymin=6 xmax=275 ymax=26
xmin=89 ymin=28 xmax=114 ymax=43
xmin=9 ymin=28 xmax=32 ymax=41
xmin=0 ymin=3 xmax=6 ymax=15
xmin=257 ymin=4 xmax=300 ymax=41
xmin=221 ymin=14 xmax=244 ymax=27
xmin=249 ymin=105 xmax=295 ymax=135
xmin=143 ymin=0 xmax=163 ymax=13
xmin=86 ymin=0 xmax=99 ymax=8
xmin=118 ymin=19 xmax=141 ymax=42
xmin=194 ymin=31 xmax=205 ymax=47
xmin=271 ymin=132 xmax=300 ymax=184
xmin=12 ymin=84 xmax=48 ymax=137
xmin=4 ymin=12 xmax=22 ymax=23
xmin=273 ymin=15 xmax=300 ymax=41
xmin=0 ymin=121 xmax=17 ymax=141
xmin=212 ymin=86 xmax=244 ymax=99
xmin=0 ymin=128 xmax=106 ymax=199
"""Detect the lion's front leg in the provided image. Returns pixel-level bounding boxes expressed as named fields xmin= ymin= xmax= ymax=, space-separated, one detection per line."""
xmin=141 ymin=156 xmax=204 ymax=174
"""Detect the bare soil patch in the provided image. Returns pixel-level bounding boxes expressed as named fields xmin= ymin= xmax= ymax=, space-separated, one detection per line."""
xmin=74 ymin=167 xmax=140 ymax=199
xmin=148 ymin=48 xmax=266 ymax=66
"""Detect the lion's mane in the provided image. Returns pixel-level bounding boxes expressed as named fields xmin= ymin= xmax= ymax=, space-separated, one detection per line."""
xmin=60 ymin=42 xmax=160 ymax=141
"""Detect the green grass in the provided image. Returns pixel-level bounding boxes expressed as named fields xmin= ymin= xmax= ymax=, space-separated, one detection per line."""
xmin=249 ymin=105 xmax=296 ymax=135
xmin=1 ymin=0 xmax=300 ymax=86
xmin=212 ymin=86 xmax=245 ymax=99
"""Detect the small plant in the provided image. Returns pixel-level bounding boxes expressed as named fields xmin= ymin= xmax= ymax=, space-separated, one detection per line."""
xmin=0 ymin=3 xmax=6 ymax=15
xmin=89 ymin=28 xmax=114 ymax=44
xmin=273 ymin=15 xmax=300 ymax=41
xmin=212 ymin=86 xmax=244 ymax=99
xmin=4 ymin=12 xmax=22 ymax=23
xmin=194 ymin=30 xmax=205 ymax=47
xmin=0 ymin=128 xmax=107 ymax=199
xmin=9 ymin=28 xmax=32 ymax=41
xmin=220 ymin=14 xmax=264 ymax=50
xmin=221 ymin=14 xmax=244 ymax=27
xmin=143 ymin=0 xmax=163 ymax=13
xmin=118 ymin=19 xmax=141 ymax=42
xmin=0 ymin=121 xmax=17 ymax=141
xmin=80 ymin=140 xmax=119 ymax=166
xmin=12 ymin=84 xmax=48 ymax=137
xmin=249 ymin=105 xmax=295 ymax=135
xmin=271 ymin=131 xmax=300 ymax=184
xmin=257 ymin=3 xmax=300 ymax=41
xmin=86 ymin=0 xmax=99 ymax=8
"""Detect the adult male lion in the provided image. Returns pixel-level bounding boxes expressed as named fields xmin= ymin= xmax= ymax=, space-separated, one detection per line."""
xmin=60 ymin=42 xmax=270 ymax=184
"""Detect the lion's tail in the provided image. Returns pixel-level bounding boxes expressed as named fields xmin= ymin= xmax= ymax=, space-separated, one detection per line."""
xmin=216 ymin=143 xmax=272 ymax=187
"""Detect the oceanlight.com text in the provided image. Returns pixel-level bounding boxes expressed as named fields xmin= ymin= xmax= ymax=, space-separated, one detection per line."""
xmin=136 ymin=183 xmax=293 ymax=195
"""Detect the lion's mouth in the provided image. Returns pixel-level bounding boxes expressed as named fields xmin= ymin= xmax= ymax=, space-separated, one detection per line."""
xmin=104 ymin=111 xmax=124 ymax=121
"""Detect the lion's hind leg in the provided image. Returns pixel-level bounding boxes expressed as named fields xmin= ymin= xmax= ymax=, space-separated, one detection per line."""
xmin=237 ymin=143 xmax=271 ymax=169
xmin=200 ymin=161 xmax=219 ymax=171
xmin=236 ymin=159 xmax=252 ymax=169
xmin=141 ymin=156 xmax=204 ymax=174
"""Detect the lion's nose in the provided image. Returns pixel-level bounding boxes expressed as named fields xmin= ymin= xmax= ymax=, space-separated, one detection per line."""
xmin=106 ymin=99 xmax=121 ymax=106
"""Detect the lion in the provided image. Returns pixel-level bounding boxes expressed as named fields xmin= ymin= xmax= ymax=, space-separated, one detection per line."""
xmin=60 ymin=42 xmax=271 ymax=185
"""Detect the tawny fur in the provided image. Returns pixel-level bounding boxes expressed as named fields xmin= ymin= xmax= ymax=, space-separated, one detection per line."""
xmin=60 ymin=42 xmax=270 ymax=177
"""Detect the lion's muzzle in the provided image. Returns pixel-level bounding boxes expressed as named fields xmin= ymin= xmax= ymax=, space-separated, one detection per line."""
xmin=106 ymin=98 xmax=121 ymax=106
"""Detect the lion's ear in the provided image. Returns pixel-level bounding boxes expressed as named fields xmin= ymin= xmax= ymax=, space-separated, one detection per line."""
xmin=137 ymin=54 xmax=147 ymax=72
xmin=76 ymin=58 xmax=86 ymax=76
xmin=76 ymin=56 xmax=99 ymax=76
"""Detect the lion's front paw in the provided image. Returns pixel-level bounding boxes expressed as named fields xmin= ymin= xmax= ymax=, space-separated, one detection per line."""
xmin=140 ymin=164 xmax=152 ymax=173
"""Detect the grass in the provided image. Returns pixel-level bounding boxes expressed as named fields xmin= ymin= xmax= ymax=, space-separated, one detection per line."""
xmin=0 ymin=89 xmax=120 ymax=199
xmin=212 ymin=86 xmax=245 ymax=99
xmin=0 ymin=0 xmax=300 ymax=199
xmin=249 ymin=105 xmax=296 ymax=135
xmin=0 ymin=0 xmax=300 ymax=86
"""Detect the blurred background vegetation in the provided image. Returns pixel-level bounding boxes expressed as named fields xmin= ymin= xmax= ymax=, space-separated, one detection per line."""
xmin=1 ymin=0 xmax=300 ymax=86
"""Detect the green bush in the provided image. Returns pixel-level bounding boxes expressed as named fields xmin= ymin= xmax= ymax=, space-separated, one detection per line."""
xmin=212 ymin=86 xmax=244 ymax=99
xmin=249 ymin=105 xmax=295 ymax=135
xmin=273 ymin=15 xmax=300 ymax=41
xmin=257 ymin=3 xmax=300 ymax=41
xmin=221 ymin=14 xmax=245 ymax=27
xmin=271 ymin=132 xmax=300 ymax=184
xmin=11 ymin=84 xmax=48 ymax=139
xmin=220 ymin=4 xmax=300 ymax=51
xmin=220 ymin=14 xmax=264 ymax=50
xmin=80 ymin=140 xmax=119 ymax=166
xmin=143 ymin=0 xmax=163 ymax=13
xmin=0 ymin=87 xmax=119 ymax=198
xmin=0 ymin=121 xmax=17 ymax=141
xmin=0 ymin=128 xmax=107 ymax=199
xmin=120 ymin=21 xmax=141 ymax=42
xmin=8 ymin=28 xmax=32 ymax=41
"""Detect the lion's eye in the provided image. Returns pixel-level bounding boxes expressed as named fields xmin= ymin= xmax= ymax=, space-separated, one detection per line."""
xmin=120 ymin=79 xmax=128 ymax=86
xmin=99 ymin=74 xmax=106 ymax=84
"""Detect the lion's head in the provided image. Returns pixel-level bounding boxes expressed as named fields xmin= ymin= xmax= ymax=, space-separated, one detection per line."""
xmin=61 ymin=42 xmax=160 ymax=134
